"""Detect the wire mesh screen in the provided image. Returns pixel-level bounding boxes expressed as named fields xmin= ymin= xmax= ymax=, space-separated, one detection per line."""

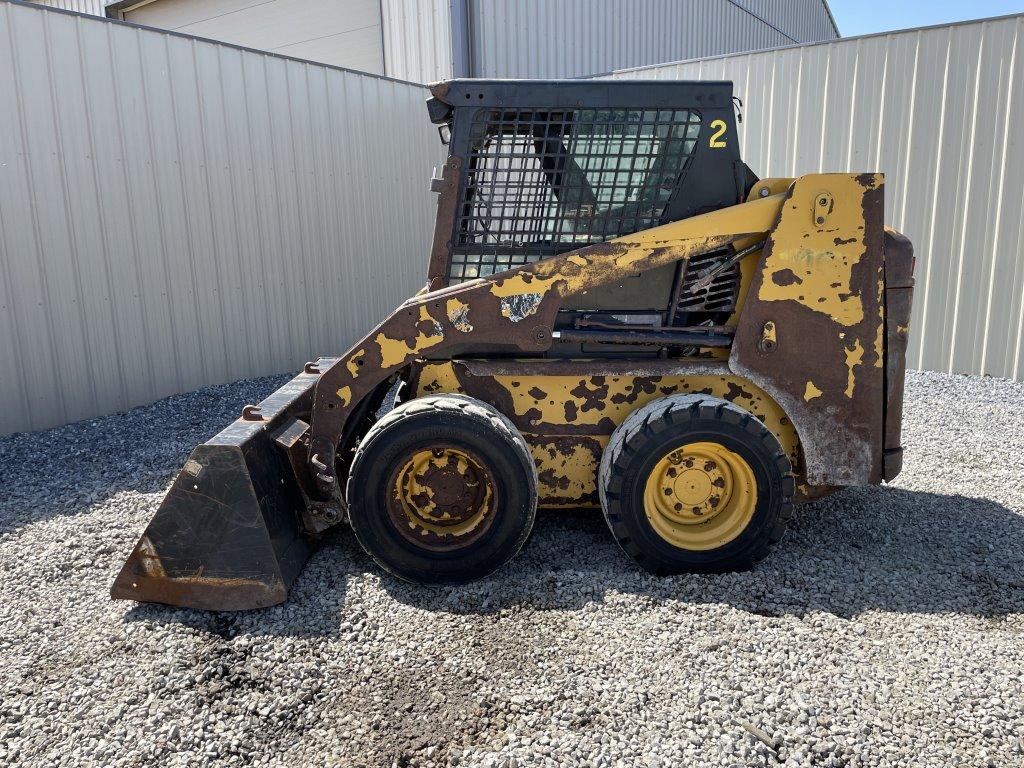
xmin=449 ymin=108 xmax=702 ymax=282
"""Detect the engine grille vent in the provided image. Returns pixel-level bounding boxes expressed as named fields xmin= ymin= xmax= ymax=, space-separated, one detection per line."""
xmin=675 ymin=250 xmax=741 ymax=316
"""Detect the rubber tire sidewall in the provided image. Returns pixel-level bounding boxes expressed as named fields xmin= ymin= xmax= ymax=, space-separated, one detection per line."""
xmin=347 ymin=398 xmax=536 ymax=584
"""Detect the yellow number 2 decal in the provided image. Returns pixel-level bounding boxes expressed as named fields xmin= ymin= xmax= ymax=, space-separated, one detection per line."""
xmin=709 ymin=119 xmax=728 ymax=148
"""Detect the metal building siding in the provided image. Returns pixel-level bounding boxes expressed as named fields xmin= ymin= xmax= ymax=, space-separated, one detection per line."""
xmin=120 ymin=0 xmax=387 ymax=75
xmin=736 ymin=0 xmax=838 ymax=43
xmin=381 ymin=0 xmax=453 ymax=83
xmin=466 ymin=0 xmax=836 ymax=79
xmin=16 ymin=0 xmax=107 ymax=16
xmin=0 ymin=1 xmax=443 ymax=435
xmin=603 ymin=15 xmax=1024 ymax=381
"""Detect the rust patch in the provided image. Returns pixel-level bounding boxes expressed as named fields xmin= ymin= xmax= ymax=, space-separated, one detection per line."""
xmin=563 ymin=400 xmax=578 ymax=423
xmin=569 ymin=377 xmax=610 ymax=413
xmin=384 ymin=446 xmax=496 ymax=551
xmin=724 ymin=381 xmax=754 ymax=402
xmin=608 ymin=376 xmax=660 ymax=405
xmin=771 ymin=268 xmax=802 ymax=287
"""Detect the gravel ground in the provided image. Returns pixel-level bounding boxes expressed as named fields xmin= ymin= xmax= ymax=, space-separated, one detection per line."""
xmin=1 ymin=369 xmax=1023 ymax=767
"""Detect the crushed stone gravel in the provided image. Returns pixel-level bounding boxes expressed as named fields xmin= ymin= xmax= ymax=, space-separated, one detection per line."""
xmin=1 ymin=369 xmax=1023 ymax=767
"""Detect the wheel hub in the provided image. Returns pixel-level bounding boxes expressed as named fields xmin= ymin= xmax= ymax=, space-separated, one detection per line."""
xmin=387 ymin=446 xmax=495 ymax=550
xmin=643 ymin=441 xmax=757 ymax=550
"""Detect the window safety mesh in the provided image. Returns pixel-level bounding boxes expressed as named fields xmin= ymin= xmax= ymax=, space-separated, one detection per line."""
xmin=449 ymin=108 xmax=702 ymax=282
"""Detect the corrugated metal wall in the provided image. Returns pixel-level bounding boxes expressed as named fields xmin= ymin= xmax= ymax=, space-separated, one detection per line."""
xmin=0 ymin=1 xmax=443 ymax=436
xmin=467 ymin=0 xmax=837 ymax=79
xmin=18 ymin=0 xmax=106 ymax=16
xmin=738 ymin=0 xmax=838 ymax=43
xmin=20 ymin=0 xmax=839 ymax=83
xmin=602 ymin=14 xmax=1024 ymax=381
xmin=381 ymin=0 xmax=454 ymax=83
xmin=120 ymin=0 xmax=387 ymax=75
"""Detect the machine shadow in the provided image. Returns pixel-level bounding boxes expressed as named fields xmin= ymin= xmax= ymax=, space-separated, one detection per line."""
xmin=121 ymin=485 xmax=1024 ymax=639
xmin=378 ymin=486 xmax=1024 ymax=621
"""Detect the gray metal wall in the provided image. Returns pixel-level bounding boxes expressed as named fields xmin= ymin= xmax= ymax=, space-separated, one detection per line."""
xmin=603 ymin=14 xmax=1024 ymax=382
xmin=119 ymin=0 xmax=387 ymax=75
xmin=18 ymin=0 xmax=105 ymax=15
xmin=29 ymin=0 xmax=839 ymax=83
xmin=467 ymin=0 xmax=838 ymax=79
xmin=381 ymin=0 xmax=454 ymax=83
xmin=0 ymin=1 xmax=443 ymax=436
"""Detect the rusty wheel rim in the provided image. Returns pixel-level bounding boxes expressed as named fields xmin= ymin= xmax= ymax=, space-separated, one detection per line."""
xmin=642 ymin=441 xmax=757 ymax=550
xmin=386 ymin=445 xmax=496 ymax=551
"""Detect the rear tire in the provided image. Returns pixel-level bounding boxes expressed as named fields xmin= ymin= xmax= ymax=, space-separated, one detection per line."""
xmin=599 ymin=394 xmax=794 ymax=574
xmin=347 ymin=395 xmax=537 ymax=584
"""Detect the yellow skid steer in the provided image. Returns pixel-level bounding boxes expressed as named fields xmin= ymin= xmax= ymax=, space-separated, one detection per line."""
xmin=113 ymin=80 xmax=914 ymax=610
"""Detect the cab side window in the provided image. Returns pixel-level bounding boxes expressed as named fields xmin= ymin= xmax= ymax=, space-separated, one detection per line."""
xmin=448 ymin=108 xmax=701 ymax=283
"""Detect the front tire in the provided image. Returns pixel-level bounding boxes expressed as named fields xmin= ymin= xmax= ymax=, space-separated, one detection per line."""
xmin=347 ymin=395 xmax=538 ymax=584
xmin=599 ymin=394 xmax=794 ymax=574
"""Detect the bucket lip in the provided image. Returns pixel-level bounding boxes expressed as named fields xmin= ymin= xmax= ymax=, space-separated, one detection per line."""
xmin=110 ymin=563 xmax=289 ymax=611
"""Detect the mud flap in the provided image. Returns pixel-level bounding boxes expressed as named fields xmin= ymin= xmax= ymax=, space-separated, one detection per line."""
xmin=111 ymin=363 xmax=334 ymax=611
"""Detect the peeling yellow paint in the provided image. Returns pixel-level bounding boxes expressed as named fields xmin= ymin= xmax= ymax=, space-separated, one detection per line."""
xmin=346 ymin=348 xmax=366 ymax=378
xmin=375 ymin=306 xmax=444 ymax=368
xmin=416 ymin=361 xmax=463 ymax=395
xmin=487 ymin=273 xmax=558 ymax=298
xmin=480 ymin=192 xmax=785 ymax=301
xmin=761 ymin=246 xmax=864 ymax=325
xmin=337 ymin=386 xmax=352 ymax=407
xmin=758 ymin=174 xmax=883 ymax=327
xmin=414 ymin=364 xmax=802 ymax=506
xmin=845 ymin=339 xmax=865 ymax=398
xmin=491 ymin=373 xmax=797 ymax=463
xmin=874 ymin=302 xmax=885 ymax=367
xmin=804 ymin=381 xmax=823 ymax=401
xmin=530 ymin=439 xmax=606 ymax=505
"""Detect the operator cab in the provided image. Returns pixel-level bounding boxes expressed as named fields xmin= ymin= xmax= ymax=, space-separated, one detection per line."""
xmin=425 ymin=79 xmax=758 ymax=355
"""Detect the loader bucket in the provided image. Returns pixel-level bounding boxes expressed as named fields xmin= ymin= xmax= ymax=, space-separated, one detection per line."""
xmin=111 ymin=361 xmax=334 ymax=611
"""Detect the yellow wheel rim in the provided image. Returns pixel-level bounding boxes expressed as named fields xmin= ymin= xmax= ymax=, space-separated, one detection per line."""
xmin=642 ymin=441 xmax=757 ymax=550
xmin=387 ymin=446 xmax=495 ymax=551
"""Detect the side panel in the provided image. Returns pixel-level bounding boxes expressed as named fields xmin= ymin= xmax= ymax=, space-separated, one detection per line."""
xmin=730 ymin=174 xmax=887 ymax=486
xmin=882 ymin=228 xmax=915 ymax=480
xmin=413 ymin=360 xmax=801 ymax=508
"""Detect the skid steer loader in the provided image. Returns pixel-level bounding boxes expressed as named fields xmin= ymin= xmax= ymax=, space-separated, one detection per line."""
xmin=112 ymin=80 xmax=915 ymax=610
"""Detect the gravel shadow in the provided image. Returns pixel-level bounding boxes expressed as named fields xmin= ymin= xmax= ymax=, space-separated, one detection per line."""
xmin=120 ymin=485 xmax=1024 ymax=638
xmin=376 ymin=486 xmax=1024 ymax=621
